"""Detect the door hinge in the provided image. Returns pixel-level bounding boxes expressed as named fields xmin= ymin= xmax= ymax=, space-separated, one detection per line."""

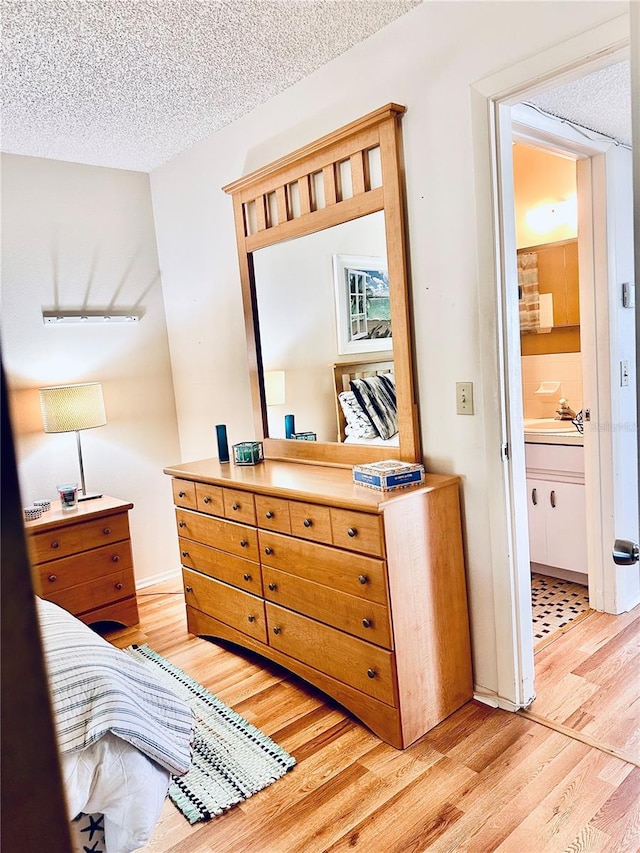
xmin=501 ymin=442 xmax=509 ymax=461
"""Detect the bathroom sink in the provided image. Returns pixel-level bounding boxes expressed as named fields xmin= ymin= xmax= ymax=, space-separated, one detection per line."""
xmin=523 ymin=418 xmax=578 ymax=434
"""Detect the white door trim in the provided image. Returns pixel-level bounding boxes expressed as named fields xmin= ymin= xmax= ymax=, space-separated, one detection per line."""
xmin=470 ymin=13 xmax=630 ymax=710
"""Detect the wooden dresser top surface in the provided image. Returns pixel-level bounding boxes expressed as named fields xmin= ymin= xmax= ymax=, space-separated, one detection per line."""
xmin=164 ymin=458 xmax=459 ymax=512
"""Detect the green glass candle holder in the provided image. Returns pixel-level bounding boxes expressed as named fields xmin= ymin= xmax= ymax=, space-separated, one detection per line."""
xmin=232 ymin=441 xmax=264 ymax=465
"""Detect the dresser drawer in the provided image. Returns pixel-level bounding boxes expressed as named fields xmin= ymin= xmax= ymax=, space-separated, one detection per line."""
xmin=35 ymin=541 xmax=133 ymax=594
xmin=28 ymin=512 xmax=131 ymax=564
xmin=178 ymin=537 xmax=262 ymax=595
xmin=183 ymin=568 xmax=266 ymax=642
xmin=289 ymin=501 xmax=332 ymax=543
xmin=176 ymin=508 xmax=259 ymax=562
xmin=223 ymin=489 xmax=256 ymax=525
xmin=263 ymin=567 xmax=392 ymax=649
xmin=266 ymin=603 xmax=396 ymax=706
xmin=172 ymin=478 xmax=197 ymax=510
xmin=46 ymin=568 xmax=135 ymax=616
xmin=255 ymin=495 xmax=291 ymax=534
xmin=330 ymin=508 xmax=384 ymax=556
xmin=258 ymin=530 xmax=388 ymax=605
xmin=195 ymin=482 xmax=225 ymax=516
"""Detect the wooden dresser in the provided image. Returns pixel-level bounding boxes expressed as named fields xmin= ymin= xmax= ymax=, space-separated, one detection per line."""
xmin=25 ymin=496 xmax=139 ymax=627
xmin=165 ymin=458 xmax=472 ymax=749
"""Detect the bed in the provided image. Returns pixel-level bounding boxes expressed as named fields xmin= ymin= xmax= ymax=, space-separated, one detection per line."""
xmin=332 ymin=358 xmax=399 ymax=446
xmin=36 ymin=597 xmax=193 ymax=853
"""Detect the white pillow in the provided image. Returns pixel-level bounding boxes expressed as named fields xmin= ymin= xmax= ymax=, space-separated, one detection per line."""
xmin=338 ymin=391 xmax=379 ymax=439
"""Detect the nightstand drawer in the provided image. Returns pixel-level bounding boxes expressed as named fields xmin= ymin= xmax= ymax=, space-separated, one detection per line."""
xmin=46 ymin=568 xmax=134 ymax=616
xmin=35 ymin=541 xmax=133 ymax=594
xmin=266 ymin=603 xmax=396 ymax=706
xmin=183 ymin=568 xmax=266 ymax=642
xmin=263 ymin=566 xmax=392 ymax=649
xmin=178 ymin=537 xmax=262 ymax=595
xmin=28 ymin=512 xmax=130 ymax=563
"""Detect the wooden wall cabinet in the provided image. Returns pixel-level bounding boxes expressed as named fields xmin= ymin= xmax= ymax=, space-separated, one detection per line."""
xmin=165 ymin=458 xmax=473 ymax=749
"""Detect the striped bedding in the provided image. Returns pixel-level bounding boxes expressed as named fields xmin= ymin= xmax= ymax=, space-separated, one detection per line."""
xmin=37 ymin=597 xmax=193 ymax=777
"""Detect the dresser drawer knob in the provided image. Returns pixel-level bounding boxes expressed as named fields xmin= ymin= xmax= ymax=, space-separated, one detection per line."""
xmin=347 ymin=527 xmax=357 ymax=538
xmin=358 ymin=575 xmax=368 ymax=585
xmin=203 ymin=496 xmax=211 ymax=504
xmin=362 ymin=618 xmax=372 ymax=628
xmin=265 ymin=511 xmax=274 ymax=519
xmin=48 ymin=574 xmax=57 ymax=583
xmin=178 ymin=490 xmax=186 ymax=498
xmin=103 ymin=527 xmax=111 ymax=535
xmin=182 ymin=550 xmax=189 ymax=558
xmin=268 ymin=582 xmax=277 ymax=592
xmin=367 ymin=668 xmax=376 ymax=679
xmin=247 ymin=614 xmax=256 ymax=623
xmin=273 ymin=626 xmax=281 ymax=635
xmin=179 ymin=521 xmax=186 ymax=528
xmin=112 ymin=555 xmax=120 ymax=563
xmin=115 ymin=582 xmax=123 ymax=591
xmin=51 ymin=541 xmax=60 ymax=550
xmin=265 ymin=547 xmax=273 ymax=555
xmin=303 ymin=518 xmax=312 ymax=528
xmin=232 ymin=503 xmax=240 ymax=511
xmin=185 ymin=585 xmax=193 ymax=593
xmin=243 ymin=573 xmax=251 ymax=581
xmin=240 ymin=539 xmax=248 ymax=548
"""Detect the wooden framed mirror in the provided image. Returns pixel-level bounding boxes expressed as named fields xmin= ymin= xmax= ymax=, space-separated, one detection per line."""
xmin=223 ymin=104 xmax=421 ymax=466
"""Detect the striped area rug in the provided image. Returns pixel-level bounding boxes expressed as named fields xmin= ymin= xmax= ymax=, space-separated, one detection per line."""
xmin=124 ymin=644 xmax=296 ymax=823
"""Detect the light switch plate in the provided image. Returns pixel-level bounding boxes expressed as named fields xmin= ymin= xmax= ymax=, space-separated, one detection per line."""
xmin=621 ymin=360 xmax=630 ymax=387
xmin=456 ymin=382 xmax=474 ymax=415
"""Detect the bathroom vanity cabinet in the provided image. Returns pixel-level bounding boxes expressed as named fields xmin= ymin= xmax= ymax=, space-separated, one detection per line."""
xmin=164 ymin=457 xmax=473 ymax=749
xmin=525 ymin=442 xmax=587 ymax=578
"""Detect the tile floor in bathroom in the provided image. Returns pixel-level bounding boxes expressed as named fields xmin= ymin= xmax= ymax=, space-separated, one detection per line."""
xmin=531 ymin=572 xmax=591 ymax=650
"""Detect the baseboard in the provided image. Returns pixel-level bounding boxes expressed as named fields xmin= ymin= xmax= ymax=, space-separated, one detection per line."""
xmin=530 ymin=563 xmax=588 ymax=585
xmin=135 ymin=567 xmax=182 ymax=590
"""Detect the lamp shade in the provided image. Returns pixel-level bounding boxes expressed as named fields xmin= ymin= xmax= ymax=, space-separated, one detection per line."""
xmin=39 ymin=383 xmax=107 ymax=433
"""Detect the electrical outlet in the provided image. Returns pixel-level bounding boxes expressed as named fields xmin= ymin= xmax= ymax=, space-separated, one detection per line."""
xmin=620 ymin=360 xmax=630 ymax=387
xmin=456 ymin=382 xmax=474 ymax=415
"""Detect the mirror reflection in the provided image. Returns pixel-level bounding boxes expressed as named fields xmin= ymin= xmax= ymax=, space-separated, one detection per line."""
xmin=253 ymin=211 xmax=394 ymax=444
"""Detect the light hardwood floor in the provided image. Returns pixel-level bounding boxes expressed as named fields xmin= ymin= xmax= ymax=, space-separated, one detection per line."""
xmin=103 ymin=581 xmax=640 ymax=853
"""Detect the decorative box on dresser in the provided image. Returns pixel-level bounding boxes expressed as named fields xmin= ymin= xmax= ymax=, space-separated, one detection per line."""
xmin=164 ymin=458 xmax=473 ymax=749
xmin=25 ymin=496 xmax=139 ymax=627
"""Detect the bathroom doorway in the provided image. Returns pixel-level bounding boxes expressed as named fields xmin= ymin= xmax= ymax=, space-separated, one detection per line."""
xmin=512 ymin=138 xmax=591 ymax=649
xmin=503 ymin=63 xmax=637 ymax=656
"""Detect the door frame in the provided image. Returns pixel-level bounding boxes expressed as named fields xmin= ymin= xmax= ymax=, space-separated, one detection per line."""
xmin=471 ymin=13 xmax=631 ymax=710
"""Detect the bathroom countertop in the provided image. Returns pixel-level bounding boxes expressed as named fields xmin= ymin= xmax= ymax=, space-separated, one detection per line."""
xmin=524 ymin=431 xmax=583 ymax=447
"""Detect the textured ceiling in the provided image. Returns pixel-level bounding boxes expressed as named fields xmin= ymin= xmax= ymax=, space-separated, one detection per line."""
xmin=1 ymin=2 xmax=631 ymax=174
xmin=1 ymin=0 xmax=421 ymax=172
xmin=528 ymin=60 xmax=631 ymax=147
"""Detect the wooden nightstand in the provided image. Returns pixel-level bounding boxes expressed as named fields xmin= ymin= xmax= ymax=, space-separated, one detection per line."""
xmin=24 ymin=496 xmax=140 ymax=627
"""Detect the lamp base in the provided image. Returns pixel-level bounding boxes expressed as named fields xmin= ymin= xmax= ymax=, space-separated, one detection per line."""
xmin=78 ymin=492 xmax=103 ymax=502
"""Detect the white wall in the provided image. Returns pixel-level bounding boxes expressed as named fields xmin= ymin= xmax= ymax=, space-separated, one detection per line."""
xmin=150 ymin=2 xmax=628 ymax=700
xmin=1 ymin=154 xmax=182 ymax=586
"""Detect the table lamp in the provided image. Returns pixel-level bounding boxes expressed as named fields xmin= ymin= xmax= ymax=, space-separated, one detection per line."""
xmin=39 ymin=382 xmax=107 ymax=501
